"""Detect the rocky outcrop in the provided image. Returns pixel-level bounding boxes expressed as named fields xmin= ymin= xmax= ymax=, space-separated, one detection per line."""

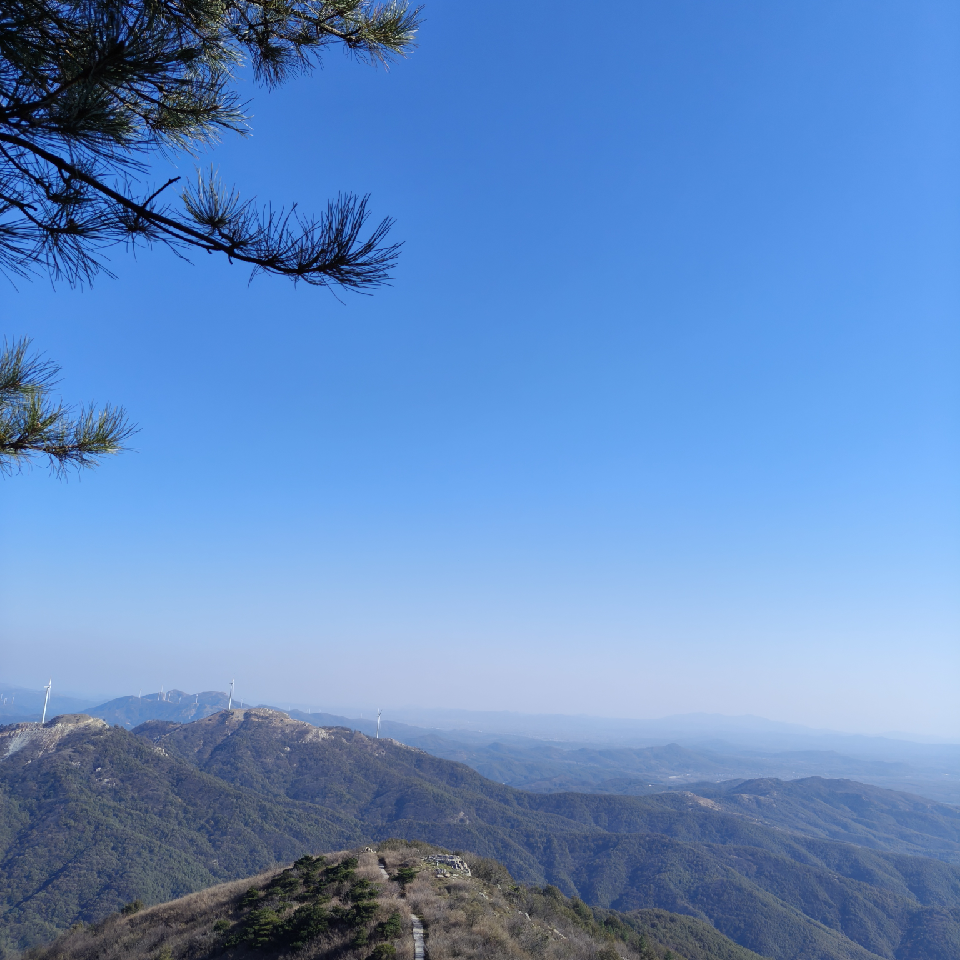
xmin=0 ymin=714 xmax=108 ymax=761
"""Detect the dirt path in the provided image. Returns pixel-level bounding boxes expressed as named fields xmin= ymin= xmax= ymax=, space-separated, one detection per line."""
xmin=410 ymin=914 xmax=425 ymax=960
xmin=378 ymin=858 xmax=425 ymax=959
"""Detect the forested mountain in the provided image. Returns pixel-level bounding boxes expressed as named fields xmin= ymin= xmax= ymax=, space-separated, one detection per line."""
xmin=342 ymin=730 xmax=904 ymax=790
xmin=0 ymin=715 xmax=362 ymax=954
xmin=87 ymin=690 xmax=231 ymax=727
xmin=684 ymin=777 xmax=960 ymax=862
xmin=287 ymin=710 xmax=960 ymax=806
xmin=2 ymin=710 xmax=959 ymax=960
xmin=24 ymin=842 xmax=767 ymax=960
xmin=68 ymin=695 xmax=960 ymax=804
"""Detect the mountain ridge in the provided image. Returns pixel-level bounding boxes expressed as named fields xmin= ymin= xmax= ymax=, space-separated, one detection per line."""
xmin=23 ymin=841 xmax=772 ymax=960
xmin=16 ymin=688 xmax=957 ymax=802
xmin=3 ymin=709 xmax=959 ymax=960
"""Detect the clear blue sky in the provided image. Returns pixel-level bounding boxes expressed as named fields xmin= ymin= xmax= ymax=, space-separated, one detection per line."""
xmin=2 ymin=0 xmax=958 ymax=736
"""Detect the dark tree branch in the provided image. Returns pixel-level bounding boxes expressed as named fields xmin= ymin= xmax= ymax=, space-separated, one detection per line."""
xmin=0 ymin=0 xmax=420 ymax=290
xmin=0 ymin=337 xmax=137 ymax=476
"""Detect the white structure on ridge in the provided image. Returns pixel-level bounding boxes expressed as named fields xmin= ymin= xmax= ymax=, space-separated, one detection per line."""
xmin=41 ymin=679 xmax=52 ymax=724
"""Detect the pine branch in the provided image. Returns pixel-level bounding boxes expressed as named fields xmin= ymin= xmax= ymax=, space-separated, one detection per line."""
xmin=0 ymin=0 xmax=421 ymax=289
xmin=0 ymin=133 xmax=400 ymax=288
xmin=0 ymin=337 xmax=137 ymax=476
xmin=0 ymin=335 xmax=59 ymax=400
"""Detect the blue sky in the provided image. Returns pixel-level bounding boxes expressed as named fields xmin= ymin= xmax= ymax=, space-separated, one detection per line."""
xmin=2 ymin=0 xmax=958 ymax=736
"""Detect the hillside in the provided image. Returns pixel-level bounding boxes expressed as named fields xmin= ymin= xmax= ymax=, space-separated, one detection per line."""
xmin=23 ymin=842 xmax=768 ymax=960
xmin=82 ymin=697 xmax=960 ymax=804
xmin=360 ymin=735 xmax=916 ymax=797
xmin=0 ymin=715 xmax=361 ymax=954
xmin=3 ymin=710 xmax=960 ymax=960
xmin=285 ymin=710 xmax=960 ymax=806
xmin=685 ymin=777 xmax=960 ymax=862
xmin=86 ymin=690 xmax=231 ymax=728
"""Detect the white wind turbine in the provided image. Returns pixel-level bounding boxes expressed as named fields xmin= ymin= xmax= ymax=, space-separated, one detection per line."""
xmin=377 ymin=708 xmax=382 ymax=739
xmin=41 ymin=680 xmax=52 ymax=724
xmin=228 ymin=680 xmax=235 ymax=710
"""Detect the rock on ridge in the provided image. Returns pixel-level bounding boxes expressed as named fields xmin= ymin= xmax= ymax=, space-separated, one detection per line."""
xmin=0 ymin=713 xmax=108 ymax=761
xmin=186 ymin=707 xmax=335 ymax=742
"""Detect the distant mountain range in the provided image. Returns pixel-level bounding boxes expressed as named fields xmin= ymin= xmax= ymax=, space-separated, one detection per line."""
xmin=88 ymin=689 xmax=233 ymax=726
xmin=23 ymin=686 xmax=952 ymax=804
xmin=2 ymin=708 xmax=959 ymax=960
xmin=0 ymin=682 xmax=98 ymax=721
xmin=0 ymin=686 xmax=233 ymax=727
xmin=338 ymin=705 xmax=960 ymax=752
xmin=281 ymin=709 xmax=960 ymax=806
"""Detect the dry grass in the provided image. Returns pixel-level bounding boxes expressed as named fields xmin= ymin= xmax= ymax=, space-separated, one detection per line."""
xmin=22 ymin=870 xmax=276 ymax=960
xmin=24 ymin=843 xmax=644 ymax=960
xmin=384 ymin=844 xmax=640 ymax=960
xmin=22 ymin=850 xmax=413 ymax=960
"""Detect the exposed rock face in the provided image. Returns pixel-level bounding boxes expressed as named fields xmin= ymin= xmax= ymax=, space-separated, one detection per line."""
xmin=0 ymin=714 xmax=108 ymax=761
xmin=137 ymin=707 xmax=334 ymax=755
xmin=680 ymin=792 xmax=723 ymax=811
xmin=218 ymin=708 xmax=334 ymax=742
xmin=138 ymin=708 xmax=430 ymax=765
xmin=422 ymin=853 xmax=472 ymax=875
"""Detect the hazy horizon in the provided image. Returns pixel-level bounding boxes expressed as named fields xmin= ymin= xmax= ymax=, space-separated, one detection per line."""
xmin=3 ymin=678 xmax=958 ymax=744
xmin=3 ymin=2 xmax=958 ymax=741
